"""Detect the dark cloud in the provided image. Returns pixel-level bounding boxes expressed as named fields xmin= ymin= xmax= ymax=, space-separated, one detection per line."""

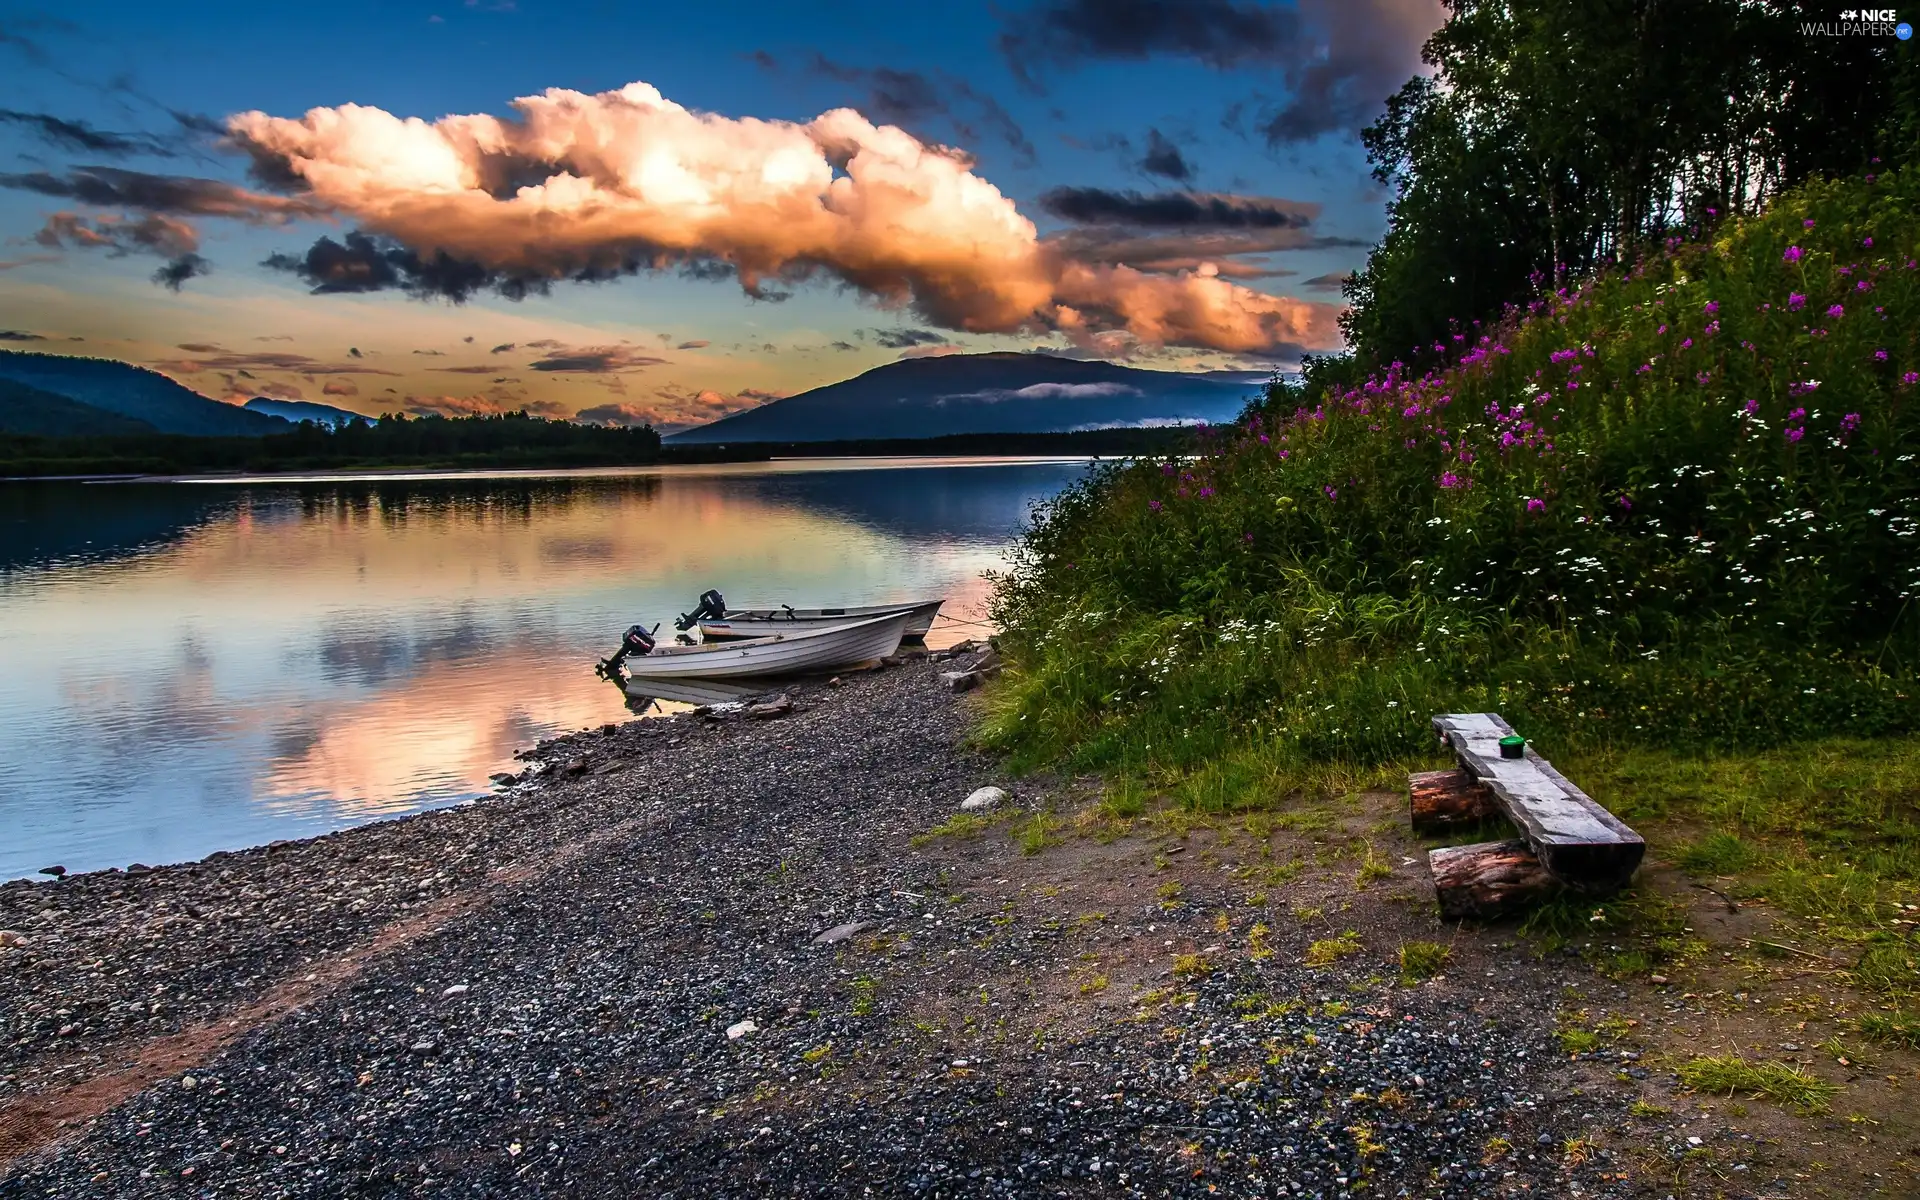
xmin=349 ymin=347 xmax=363 ymax=357
xmin=462 ymin=335 xmax=474 ymax=343
xmin=261 ymin=231 xmax=532 ymax=302
xmin=432 ymin=365 xmax=501 ymax=374
xmin=676 ymin=339 xmax=709 ymax=350
xmin=527 ymin=345 xmax=668 ymax=373
xmin=0 ymin=109 xmax=180 ymax=157
xmin=999 ymin=0 xmax=1297 ymax=81
xmin=151 ymin=253 xmax=208 ymax=291
xmin=1038 ymin=187 xmax=1315 ymax=229
xmin=412 ymin=349 xmax=446 ymax=356
xmin=490 ymin=342 xmax=515 ymax=353
xmin=0 ymin=165 xmax=325 ymax=220
xmin=1049 ymin=224 xmax=1350 ymax=276
xmin=1301 ymin=271 xmax=1353 ymax=291
xmin=806 ymin=55 xmax=1037 ymax=167
xmin=829 ymin=340 xmax=858 ymax=351
xmin=0 ymin=329 xmax=46 ymax=341
xmin=1138 ymin=128 xmax=1194 ymax=183
xmin=150 ymin=345 xmax=400 ymax=376
xmin=870 ymin=327 xmax=949 ymax=349
xmin=999 ymin=0 xmax=1441 ymax=142
xmin=34 ymin=210 xmax=199 ymax=257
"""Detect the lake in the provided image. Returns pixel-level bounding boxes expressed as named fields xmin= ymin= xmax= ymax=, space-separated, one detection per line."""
xmin=0 ymin=457 xmax=1088 ymax=880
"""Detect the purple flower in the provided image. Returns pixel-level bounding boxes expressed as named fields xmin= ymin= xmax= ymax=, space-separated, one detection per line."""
xmin=1526 ymin=497 xmax=1546 ymax=513
xmin=1864 ymin=236 xmax=1874 ymax=248
xmin=1904 ymin=372 xmax=1920 ymax=387
xmin=1161 ymin=462 xmax=1175 ymax=475
xmin=1783 ymin=246 xmax=1804 ymax=263
xmin=1258 ymin=434 xmax=1269 ymax=444
xmin=1788 ymin=293 xmax=1807 ymax=311
xmin=1438 ymin=471 xmax=1464 ymax=490
xmin=1803 ymin=219 xmax=1816 ymax=229
xmin=1703 ymin=301 xmax=1719 ymax=316
xmin=1322 ymin=485 xmax=1338 ymax=500
xmin=1657 ymin=324 xmax=1668 ymax=334
xmin=1786 ymin=427 xmax=1805 ymax=444
xmin=1828 ymin=304 xmax=1845 ymax=318
xmin=1681 ymin=338 xmax=1693 ymax=350
xmin=1857 ymin=280 xmax=1873 ymax=292
xmin=1696 ymin=371 xmax=1713 ymax=386
xmin=1617 ymin=495 xmax=1633 ymax=510
xmin=1243 ymin=532 xmax=1255 ymax=542
xmin=1840 ymin=412 xmax=1862 ymax=438
xmin=1875 ymin=349 xmax=1889 ymax=362
xmin=1743 ymin=398 xmax=1760 ymax=414
xmin=1198 ymin=487 xmax=1214 ymax=499
xmin=1147 ymin=499 xmax=1162 ymax=511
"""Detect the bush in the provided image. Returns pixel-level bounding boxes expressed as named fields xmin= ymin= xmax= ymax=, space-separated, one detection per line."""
xmin=987 ymin=171 xmax=1920 ymax=780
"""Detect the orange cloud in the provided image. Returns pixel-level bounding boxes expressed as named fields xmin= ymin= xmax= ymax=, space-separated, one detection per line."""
xmin=228 ymin=82 xmax=1341 ymax=354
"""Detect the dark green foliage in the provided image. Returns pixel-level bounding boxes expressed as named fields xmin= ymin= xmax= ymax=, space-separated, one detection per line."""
xmin=984 ymin=172 xmax=1919 ymax=773
xmin=1344 ymin=0 xmax=1918 ymax=365
xmin=0 ymin=411 xmax=665 ymax=476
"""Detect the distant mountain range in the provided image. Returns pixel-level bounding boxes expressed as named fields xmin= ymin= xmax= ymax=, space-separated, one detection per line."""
xmin=242 ymin=397 xmax=365 ymax=427
xmin=665 ymin=352 xmax=1273 ymax=444
xmin=0 ymin=352 xmax=292 ymax=437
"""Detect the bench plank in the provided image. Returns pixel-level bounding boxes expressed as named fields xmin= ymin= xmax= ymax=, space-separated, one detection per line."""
xmin=1432 ymin=713 xmax=1644 ymax=890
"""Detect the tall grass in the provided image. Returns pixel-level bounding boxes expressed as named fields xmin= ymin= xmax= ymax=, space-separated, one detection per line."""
xmin=986 ymin=170 xmax=1920 ymax=784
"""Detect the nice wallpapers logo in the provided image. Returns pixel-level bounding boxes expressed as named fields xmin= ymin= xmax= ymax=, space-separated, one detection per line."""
xmin=1809 ymin=8 xmax=1913 ymax=35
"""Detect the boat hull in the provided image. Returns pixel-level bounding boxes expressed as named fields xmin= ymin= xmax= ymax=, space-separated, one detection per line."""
xmin=621 ymin=610 xmax=913 ymax=683
xmin=698 ymin=599 xmax=944 ymax=641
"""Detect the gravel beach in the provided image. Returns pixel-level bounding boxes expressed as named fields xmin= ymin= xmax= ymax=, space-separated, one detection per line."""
xmin=1 ymin=654 xmax=1664 ymax=1197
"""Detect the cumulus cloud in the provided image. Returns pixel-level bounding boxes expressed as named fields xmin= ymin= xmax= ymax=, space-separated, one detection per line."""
xmin=999 ymin=0 xmax=1443 ymax=142
xmin=572 ymin=402 xmax=658 ymax=427
xmin=527 ymin=344 xmax=668 ymax=373
xmin=322 ymin=379 xmax=360 ymax=396
xmin=226 ymin=80 xmax=1339 ymax=354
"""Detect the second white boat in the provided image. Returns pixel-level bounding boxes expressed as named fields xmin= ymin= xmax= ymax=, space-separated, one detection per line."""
xmin=620 ymin=609 xmax=915 ymax=681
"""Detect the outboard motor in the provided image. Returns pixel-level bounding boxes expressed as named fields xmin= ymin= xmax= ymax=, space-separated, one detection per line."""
xmin=674 ymin=589 xmax=728 ymax=632
xmin=598 ymin=622 xmax=658 ymax=676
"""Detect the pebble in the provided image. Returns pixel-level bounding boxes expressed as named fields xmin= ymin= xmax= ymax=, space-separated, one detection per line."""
xmin=960 ymin=786 xmax=1007 ymax=812
xmin=725 ymin=1019 xmax=758 ymax=1040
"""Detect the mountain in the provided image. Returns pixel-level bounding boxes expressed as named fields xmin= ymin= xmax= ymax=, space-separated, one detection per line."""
xmin=244 ymin=397 xmax=366 ymax=427
xmin=0 ymin=378 xmax=161 ymax=437
xmin=0 ymin=352 xmax=291 ymax=437
xmin=664 ymin=352 xmax=1274 ymax=444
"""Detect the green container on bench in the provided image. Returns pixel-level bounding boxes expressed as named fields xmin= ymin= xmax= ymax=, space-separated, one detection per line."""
xmin=1498 ymin=734 xmax=1527 ymax=759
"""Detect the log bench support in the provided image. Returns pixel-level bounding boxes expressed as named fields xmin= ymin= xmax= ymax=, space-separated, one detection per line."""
xmin=1418 ymin=712 xmax=1646 ymax=919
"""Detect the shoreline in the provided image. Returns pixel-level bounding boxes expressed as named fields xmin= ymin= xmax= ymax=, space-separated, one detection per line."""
xmin=0 ymin=655 xmax=1889 ymax=1196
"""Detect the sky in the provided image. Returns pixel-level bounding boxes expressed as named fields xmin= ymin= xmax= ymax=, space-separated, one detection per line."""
xmin=0 ymin=0 xmax=1444 ymax=431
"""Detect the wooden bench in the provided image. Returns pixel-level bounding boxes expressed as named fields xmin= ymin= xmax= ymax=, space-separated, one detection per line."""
xmin=1415 ymin=712 xmax=1645 ymax=918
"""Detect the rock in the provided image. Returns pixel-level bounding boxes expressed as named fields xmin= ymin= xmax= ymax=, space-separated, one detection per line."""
xmin=936 ymin=640 xmax=978 ymax=660
xmin=37 ymin=865 xmax=65 ymax=878
xmin=1648 ymin=974 xmax=1669 ymax=984
xmin=960 ymin=786 xmax=1007 ymax=812
xmin=180 ymin=1076 xmax=197 ymax=1091
xmin=601 ymin=723 xmax=619 ymax=735
xmin=828 ymin=676 xmax=842 ymax=687
xmin=564 ymin=760 xmax=589 ymax=776
xmin=126 ymin=864 xmax=152 ymax=875
xmin=726 ymin=1019 xmax=758 ymax=1040
xmin=812 ymin=920 xmax=874 ymax=945
xmin=941 ymin=670 xmax=981 ymax=693
xmin=490 ymin=772 xmax=518 ymax=786
xmin=746 ymin=694 xmax=793 ymax=719
xmin=442 ymin=984 xmax=470 ymax=998
xmin=410 ymin=1041 xmax=438 ymax=1055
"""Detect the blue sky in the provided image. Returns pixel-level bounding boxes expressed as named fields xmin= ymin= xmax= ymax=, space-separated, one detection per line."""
xmin=0 ymin=0 xmax=1441 ymax=429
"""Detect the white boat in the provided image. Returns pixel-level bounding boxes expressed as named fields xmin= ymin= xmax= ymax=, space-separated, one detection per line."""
xmin=619 ymin=610 xmax=914 ymax=683
xmin=697 ymin=599 xmax=945 ymax=641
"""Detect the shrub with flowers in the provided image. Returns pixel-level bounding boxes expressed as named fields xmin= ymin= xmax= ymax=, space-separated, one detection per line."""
xmin=987 ymin=170 xmax=1920 ymax=778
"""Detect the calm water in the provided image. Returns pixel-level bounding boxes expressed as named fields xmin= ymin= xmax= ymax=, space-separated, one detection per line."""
xmin=0 ymin=457 xmax=1087 ymax=880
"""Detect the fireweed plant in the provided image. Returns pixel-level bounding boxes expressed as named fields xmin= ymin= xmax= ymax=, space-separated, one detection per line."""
xmin=985 ymin=171 xmax=1920 ymax=790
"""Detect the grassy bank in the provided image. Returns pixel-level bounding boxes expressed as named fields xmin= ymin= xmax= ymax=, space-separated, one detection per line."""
xmin=979 ymin=171 xmax=1920 ymax=1002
